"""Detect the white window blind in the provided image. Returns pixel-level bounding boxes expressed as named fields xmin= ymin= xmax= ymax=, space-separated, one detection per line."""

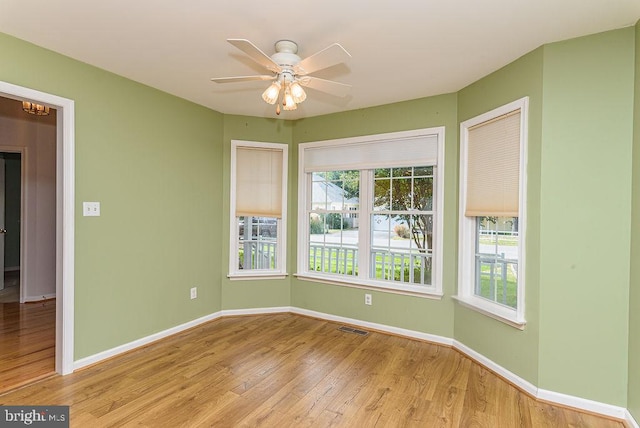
xmin=465 ymin=110 xmax=521 ymax=217
xmin=236 ymin=146 xmax=283 ymax=218
xmin=303 ymin=135 xmax=438 ymax=172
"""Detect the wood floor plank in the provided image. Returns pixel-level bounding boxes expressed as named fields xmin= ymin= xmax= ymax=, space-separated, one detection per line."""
xmin=0 ymin=313 xmax=627 ymax=427
xmin=496 ymin=371 xmax=534 ymax=427
xmin=0 ymin=300 xmax=55 ymax=394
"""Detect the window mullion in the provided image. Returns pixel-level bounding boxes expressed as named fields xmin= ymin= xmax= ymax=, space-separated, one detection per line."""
xmin=359 ymin=170 xmax=372 ymax=280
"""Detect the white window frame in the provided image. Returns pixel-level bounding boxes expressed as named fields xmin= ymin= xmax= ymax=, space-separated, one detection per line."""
xmin=229 ymin=140 xmax=288 ymax=279
xmin=456 ymin=97 xmax=528 ymax=328
xmin=296 ymin=127 xmax=445 ymax=297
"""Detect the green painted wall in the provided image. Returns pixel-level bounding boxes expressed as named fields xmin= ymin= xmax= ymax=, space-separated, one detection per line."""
xmin=220 ymin=115 xmax=294 ymax=309
xmin=539 ymin=28 xmax=634 ymax=406
xmin=455 ymin=48 xmax=543 ymax=384
xmin=291 ymin=94 xmax=459 ymax=338
xmin=628 ymin=20 xmax=640 ymax=420
xmin=0 ymin=33 xmax=225 ymax=359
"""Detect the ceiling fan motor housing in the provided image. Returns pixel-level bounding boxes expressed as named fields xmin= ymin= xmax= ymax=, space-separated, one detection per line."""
xmin=271 ymin=40 xmax=301 ymax=70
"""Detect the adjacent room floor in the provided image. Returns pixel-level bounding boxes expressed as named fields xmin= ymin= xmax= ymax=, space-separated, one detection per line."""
xmin=0 ymin=313 xmax=624 ymax=427
xmin=0 ymin=270 xmax=20 ymax=304
xmin=0 ymin=276 xmax=56 ymax=394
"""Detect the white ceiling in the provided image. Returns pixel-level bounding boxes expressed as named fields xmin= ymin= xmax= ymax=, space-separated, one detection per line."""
xmin=1 ymin=1 xmax=639 ymax=120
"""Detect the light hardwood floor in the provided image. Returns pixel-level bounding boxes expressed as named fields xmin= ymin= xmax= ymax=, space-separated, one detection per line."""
xmin=0 ymin=313 xmax=625 ymax=427
xmin=0 ymin=299 xmax=55 ymax=394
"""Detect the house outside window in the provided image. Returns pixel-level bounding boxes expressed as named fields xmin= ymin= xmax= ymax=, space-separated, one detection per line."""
xmin=457 ymin=98 xmax=528 ymax=327
xmin=229 ymin=140 xmax=288 ymax=279
xmin=297 ymin=128 xmax=445 ymax=296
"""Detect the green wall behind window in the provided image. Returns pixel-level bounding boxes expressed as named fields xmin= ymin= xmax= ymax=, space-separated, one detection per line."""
xmin=290 ymin=94 xmax=459 ymax=338
xmin=538 ymin=28 xmax=634 ymax=406
xmin=455 ymin=47 xmax=544 ymax=385
xmin=220 ymin=115 xmax=293 ymax=309
xmin=628 ymin=20 xmax=640 ymax=420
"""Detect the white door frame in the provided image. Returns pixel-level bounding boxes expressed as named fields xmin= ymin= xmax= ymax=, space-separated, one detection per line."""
xmin=0 ymin=80 xmax=75 ymax=375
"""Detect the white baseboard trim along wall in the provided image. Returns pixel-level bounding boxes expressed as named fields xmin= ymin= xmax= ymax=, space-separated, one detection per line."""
xmin=73 ymin=311 xmax=224 ymax=370
xmin=72 ymin=306 xmax=638 ymax=426
xmin=23 ymin=293 xmax=56 ymax=303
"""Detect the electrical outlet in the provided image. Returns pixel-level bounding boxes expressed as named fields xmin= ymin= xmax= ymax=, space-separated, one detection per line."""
xmin=190 ymin=287 xmax=197 ymax=300
xmin=365 ymin=293 xmax=372 ymax=306
xmin=83 ymin=201 xmax=101 ymax=217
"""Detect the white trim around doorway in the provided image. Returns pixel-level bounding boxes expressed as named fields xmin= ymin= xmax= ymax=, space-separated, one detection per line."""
xmin=0 ymin=80 xmax=75 ymax=375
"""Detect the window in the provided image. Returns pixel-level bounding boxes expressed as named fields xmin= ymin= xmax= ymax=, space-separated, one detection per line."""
xmin=372 ymin=166 xmax=434 ymax=285
xmin=229 ymin=140 xmax=288 ymax=278
xmin=309 ymin=171 xmax=360 ymax=277
xmin=457 ymin=98 xmax=528 ymax=327
xmin=298 ymin=128 xmax=444 ymax=296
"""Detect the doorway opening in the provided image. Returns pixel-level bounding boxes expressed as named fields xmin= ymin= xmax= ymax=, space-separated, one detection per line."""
xmin=0 ymin=80 xmax=75 ymax=385
xmin=0 ymin=101 xmax=58 ymax=392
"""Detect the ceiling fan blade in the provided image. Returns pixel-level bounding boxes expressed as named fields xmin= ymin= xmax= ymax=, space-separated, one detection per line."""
xmin=227 ymin=39 xmax=281 ymax=73
xmin=211 ymin=75 xmax=275 ymax=84
xmin=294 ymin=43 xmax=351 ymax=76
xmin=298 ymin=76 xmax=351 ymax=97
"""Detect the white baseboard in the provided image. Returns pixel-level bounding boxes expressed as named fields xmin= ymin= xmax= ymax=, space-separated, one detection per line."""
xmin=220 ymin=306 xmax=292 ymax=317
xmin=453 ymin=339 xmax=538 ymax=397
xmin=73 ymin=311 xmax=223 ymax=371
xmin=291 ymin=307 xmax=454 ymax=347
xmin=23 ymin=292 xmax=55 ymax=302
xmin=536 ymin=388 xmax=628 ymax=420
xmin=69 ymin=305 xmax=635 ymax=424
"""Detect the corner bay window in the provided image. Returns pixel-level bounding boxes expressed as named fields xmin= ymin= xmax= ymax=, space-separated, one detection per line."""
xmin=457 ymin=98 xmax=528 ymax=327
xmin=298 ymin=128 xmax=444 ymax=296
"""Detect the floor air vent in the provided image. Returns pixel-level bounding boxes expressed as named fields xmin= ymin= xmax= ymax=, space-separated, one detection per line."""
xmin=338 ymin=326 xmax=369 ymax=336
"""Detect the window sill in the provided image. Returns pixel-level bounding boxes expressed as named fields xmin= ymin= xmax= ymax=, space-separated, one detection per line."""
xmin=452 ymin=295 xmax=526 ymax=330
xmin=294 ymin=273 xmax=443 ymax=300
xmin=228 ymin=272 xmax=288 ymax=281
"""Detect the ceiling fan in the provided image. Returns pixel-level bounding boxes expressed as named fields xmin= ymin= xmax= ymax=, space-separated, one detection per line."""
xmin=211 ymin=39 xmax=352 ymax=115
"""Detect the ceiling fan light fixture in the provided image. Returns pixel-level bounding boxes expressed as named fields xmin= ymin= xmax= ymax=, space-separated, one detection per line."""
xmin=290 ymin=81 xmax=306 ymax=103
xmin=282 ymin=101 xmax=297 ymax=111
xmin=283 ymin=86 xmax=297 ymax=111
xmin=22 ymin=101 xmax=50 ymax=116
xmin=261 ymin=81 xmax=281 ymax=105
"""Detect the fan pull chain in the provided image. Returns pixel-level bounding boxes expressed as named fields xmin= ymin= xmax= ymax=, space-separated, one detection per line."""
xmin=276 ymin=81 xmax=284 ymax=115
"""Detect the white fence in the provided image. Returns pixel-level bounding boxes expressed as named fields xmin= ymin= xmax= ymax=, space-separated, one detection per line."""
xmin=309 ymin=244 xmax=358 ymax=276
xmin=309 ymin=243 xmax=432 ymax=285
xmin=478 ymin=230 xmax=519 ymax=238
xmin=240 ymin=240 xmax=277 ymax=270
xmin=475 ymin=253 xmax=517 ymax=306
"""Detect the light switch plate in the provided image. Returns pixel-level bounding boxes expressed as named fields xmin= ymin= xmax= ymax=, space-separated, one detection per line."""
xmin=83 ymin=202 xmax=100 ymax=217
